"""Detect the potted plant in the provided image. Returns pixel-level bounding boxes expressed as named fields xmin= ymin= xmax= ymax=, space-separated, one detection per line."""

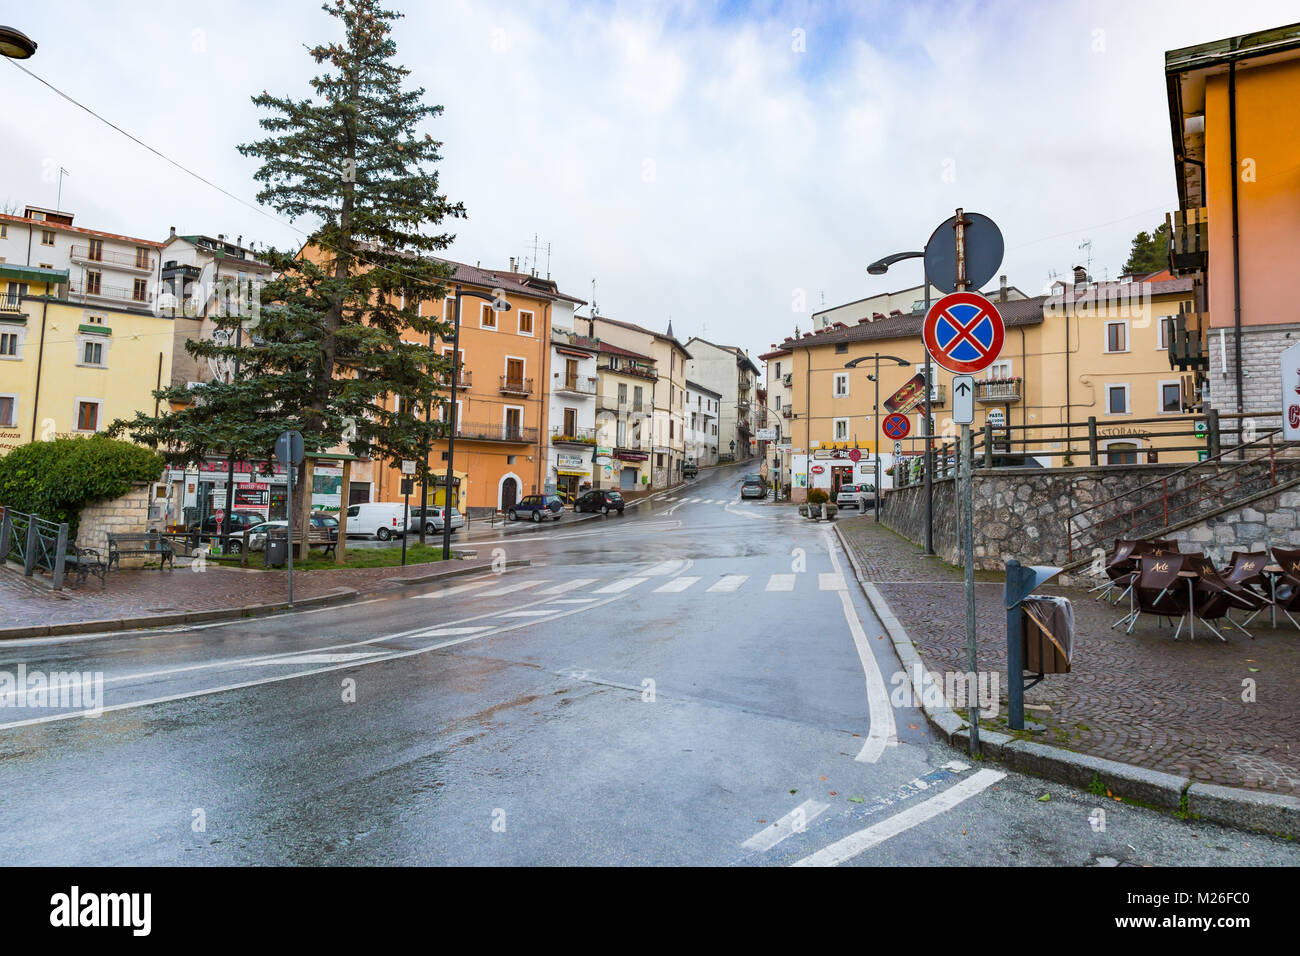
xmin=807 ymin=488 xmax=828 ymax=518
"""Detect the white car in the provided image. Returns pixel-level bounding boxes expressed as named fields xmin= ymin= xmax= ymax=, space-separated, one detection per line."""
xmin=836 ymin=484 xmax=877 ymax=510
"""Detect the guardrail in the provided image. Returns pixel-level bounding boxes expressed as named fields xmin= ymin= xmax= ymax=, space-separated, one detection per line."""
xmin=0 ymin=507 xmax=71 ymax=589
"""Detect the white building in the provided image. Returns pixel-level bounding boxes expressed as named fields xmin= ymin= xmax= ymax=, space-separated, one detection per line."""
xmin=759 ymin=343 xmax=793 ymax=489
xmin=683 ymin=337 xmax=760 ymax=462
xmin=685 ymin=380 xmax=720 ymax=466
xmin=0 ymin=205 xmax=162 ymax=315
xmin=545 ymin=326 xmax=600 ymax=500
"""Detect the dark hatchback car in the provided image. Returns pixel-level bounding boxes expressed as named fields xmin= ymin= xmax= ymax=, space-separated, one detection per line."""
xmin=574 ymin=489 xmax=625 ymax=515
xmin=508 ymin=494 xmax=565 ymax=522
xmin=185 ymin=511 xmax=266 ymax=551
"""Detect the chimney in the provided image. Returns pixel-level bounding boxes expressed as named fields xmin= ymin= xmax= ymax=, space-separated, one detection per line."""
xmin=509 ymin=257 xmax=516 ymax=273
xmin=889 ymin=309 xmax=902 ymax=316
xmin=999 ymin=274 xmax=1007 ymax=302
xmin=872 ymin=312 xmax=885 ymax=320
xmin=1073 ymin=265 xmax=1088 ymax=285
xmin=169 ymin=226 xmax=176 ymax=238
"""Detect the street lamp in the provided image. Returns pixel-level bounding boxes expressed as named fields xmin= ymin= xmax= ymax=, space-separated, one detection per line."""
xmin=0 ymin=26 xmax=37 ymax=59
xmin=442 ymin=285 xmax=511 ymax=561
xmin=846 ymin=353 xmax=909 ymax=521
xmin=867 ymin=250 xmax=935 ymax=555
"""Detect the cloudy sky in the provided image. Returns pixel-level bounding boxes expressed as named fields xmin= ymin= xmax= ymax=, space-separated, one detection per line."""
xmin=3 ymin=0 xmax=1296 ymax=362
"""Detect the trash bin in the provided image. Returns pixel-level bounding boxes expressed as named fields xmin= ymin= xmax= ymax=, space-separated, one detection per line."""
xmin=1021 ymin=595 xmax=1074 ymax=674
xmin=264 ymin=531 xmax=287 ymax=568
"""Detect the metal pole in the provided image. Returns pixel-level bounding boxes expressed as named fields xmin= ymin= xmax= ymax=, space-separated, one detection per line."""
xmin=442 ymin=287 xmax=462 ymax=561
xmin=961 ymin=422 xmax=979 ymax=754
xmin=401 ymin=482 xmax=410 ymax=566
xmin=874 ymin=354 xmax=881 ymax=522
xmin=1006 ymin=558 xmax=1025 ymax=731
xmin=221 ymin=310 xmax=244 ymax=555
xmin=923 ymin=272 xmax=934 ymax=554
xmin=286 ymin=462 xmax=294 ymax=607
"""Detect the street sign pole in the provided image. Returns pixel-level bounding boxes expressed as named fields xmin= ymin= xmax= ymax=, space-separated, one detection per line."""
xmin=923 ymin=272 xmax=934 ymax=555
xmin=285 ymin=462 xmax=294 ymax=607
xmin=275 ymin=429 xmax=305 ymax=608
xmin=954 ymin=209 xmax=980 ymax=757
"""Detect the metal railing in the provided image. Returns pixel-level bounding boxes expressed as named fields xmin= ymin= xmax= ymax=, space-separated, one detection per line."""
xmin=975 ymin=379 xmax=1021 ymax=402
xmin=71 ymin=244 xmax=154 ymax=271
xmin=454 ymin=421 xmax=536 ymax=443
xmin=1066 ymin=428 xmax=1299 ymax=560
xmin=68 ymin=277 xmax=154 ymax=306
xmin=550 ymin=426 xmax=597 ymax=444
xmin=498 ymin=376 xmax=534 ymax=395
xmin=0 ymin=507 xmax=71 ymax=589
xmin=553 ymin=375 xmax=597 ymax=395
xmin=0 ymin=292 xmax=22 ymax=312
xmin=600 ymin=363 xmax=657 ymax=381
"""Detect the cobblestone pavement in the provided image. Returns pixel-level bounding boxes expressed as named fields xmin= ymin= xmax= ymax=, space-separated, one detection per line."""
xmin=0 ymin=557 xmax=460 ymax=630
xmin=838 ymin=515 xmax=1300 ymax=795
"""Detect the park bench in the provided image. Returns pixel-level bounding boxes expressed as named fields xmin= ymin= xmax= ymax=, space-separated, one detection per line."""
xmin=266 ymin=527 xmax=338 ymax=559
xmin=107 ymin=532 xmax=175 ymax=571
xmin=64 ymin=544 xmax=107 ymax=587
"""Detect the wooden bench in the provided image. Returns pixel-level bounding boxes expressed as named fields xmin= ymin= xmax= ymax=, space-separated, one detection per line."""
xmin=266 ymin=527 xmax=337 ymax=559
xmin=107 ymin=532 xmax=175 ymax=571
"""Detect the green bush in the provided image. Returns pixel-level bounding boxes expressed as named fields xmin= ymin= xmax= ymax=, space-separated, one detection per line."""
xmin=807 ymin=488 xmax=829 ymax=505
xmin=0 ymin=435 xmax=165 ymax=536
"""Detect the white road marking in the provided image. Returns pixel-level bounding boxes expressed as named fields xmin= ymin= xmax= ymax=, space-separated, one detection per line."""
xmin=594 ymin=577 xmax=648 ymax=594
xmin=792 ymin=769 xmax=1006 ymax=867
xmin=548 ymin=598 xmax=600 ymax=605
xmin=707 ymin=574 xmax=748 ymax=593
xmin=415 ymin=626 xmax=495 ymax=637
xmin=241 ymin=651 xmax=385 ymax=666
xmin=495 ymin=609 xmax=559 ymax=618
xmin=765 ymin=574 xmax=796 ymax=592
xmin=941 ymin=760 xmax=970 ymax=772
xmin=653 ymin=576 xmax=700 ymax=593
xmin=476 ymin=580 xmax=547 ymax=597
xmin=412 ymin=579 xmax=498 ymax=599
xmin=742 ymin=800 xmax=830 ymax=852
xmin=539 ymin=578 xmax=597 ymax=595
xmin=818 ymin=573 xmax=846 ymax=591
xmin=824 ymin=530 xmax=897 ymax=764
xmin=644 ymin=560 xmax=685 ymax=576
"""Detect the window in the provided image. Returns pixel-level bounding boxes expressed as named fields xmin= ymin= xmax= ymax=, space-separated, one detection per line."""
xmin=41 ymin=229 xmax=55 ymax=246
xmin=135 ymin=246 xmax=150 ymax=269
xmin=86 ymin=271 xmax=102 ymax=295
xmin=669 ymin=420 xmax=674 ymax=439
xmin=1159 ymin=381 xmax=1182 ymax=414
xmin=86 ymin=314 xmax=104 ymax=325
xmin=835 ymin=343 xmax=848 ymax=354
xmin=1158 ymin=316 xmax=1173 ymax=351
xmin=76 ymin=400 xmax=101 ymax=432
xmin=517 ymin=310 xmax=533 ymax=335
xmin=480 ymin=303 xmax=496 ymax=329
xmin=87 ymin=238 xmax=103 ymax=261
xmin=618 ymin=383 xmax=627 ymax=406
xmin=132 ymin=277 xmax=148 ymax=302
xmin=505 ymin=357 xmax=525 ymax=388
xmin=774 ymin=395 xmax=781 ymax=409
xmin=0 ymin=225 xmax=6 ymax=239
xmin=1106 ymin=384 xmax=1130 ymax=415
xmin=833 ymin=372 xmax=849 ymax=397
xmin=775 ymin=361 xmax=781 ymax=377
xmin=833 ymin=418 xmax=849 ymax=441
xmin=0 ymin=331 xmax=20 ymax=358
xmin=0 ymin=394 xmax=15 ymax=426
xmin=985 ymin=359 xmax=1012 ymax=379
xmin=82 ymin=341 xmax=105 ymax=366
xmin=1105 ymin=321 xmax=1128 ymax=353
xmin=563 ymin=407 xmax=577 ymax=434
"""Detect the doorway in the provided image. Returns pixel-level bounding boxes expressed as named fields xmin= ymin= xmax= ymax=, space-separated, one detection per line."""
xmin=500 ymin=476 xmax=519 ymax=512
xmin=620 ymin=467 xmax=637 ymax=490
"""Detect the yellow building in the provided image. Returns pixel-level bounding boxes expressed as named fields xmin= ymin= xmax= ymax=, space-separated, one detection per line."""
xmin=0 ymin=268 xmax=173 ymax=452
xmin=781 ymin=275 xmax=1213 ymax=500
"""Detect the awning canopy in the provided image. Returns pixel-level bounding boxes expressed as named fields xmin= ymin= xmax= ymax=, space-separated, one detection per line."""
xmin=0 ymin=264 xmax=68 ymax=285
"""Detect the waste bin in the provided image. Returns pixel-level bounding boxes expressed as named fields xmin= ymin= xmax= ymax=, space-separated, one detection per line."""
xmin=1021 ymin=595 xmax=1074 ymax=674
xmin=264 ymin=531 xmax=287 ymax=568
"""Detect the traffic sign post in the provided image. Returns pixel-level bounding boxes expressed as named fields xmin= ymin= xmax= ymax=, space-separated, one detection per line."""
xmin=275 ymin=430 xmax=305 ymax=607
xmin=923 ymin=209 xmax=1004 ymax=757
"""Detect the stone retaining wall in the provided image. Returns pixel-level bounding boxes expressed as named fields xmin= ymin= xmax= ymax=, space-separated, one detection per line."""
xmin=76 ymin=481 xmax=157 ymax=567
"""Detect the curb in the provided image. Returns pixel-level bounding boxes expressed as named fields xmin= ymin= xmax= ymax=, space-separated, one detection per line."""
xmin=0 ymin=557 xmax=531 ymax=642
xmin=832 ymin=522 xmax=1300 ymax=838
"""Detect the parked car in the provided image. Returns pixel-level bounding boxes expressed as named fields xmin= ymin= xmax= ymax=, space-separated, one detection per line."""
xmin=248 ymin=513 xmax=339 ymax=552
xmin=345 ymin=502 xmax=410 ymax=540
xmin=186 ymin=511 xmax=266 ymax=552
xmin=509 ymin=494 xmax=565 ymax=522
xmin=408 ymin=505 xmax=464 ymax=535
xmin=836 ymin=483 xmax=878 ymax=510
xmin=574 ymin=489 xmax=625 ymax=515
xmin=682 ymin=462 xmax=698 ymax=479
xmin=740 ymin=476 xmax=766 ymax=499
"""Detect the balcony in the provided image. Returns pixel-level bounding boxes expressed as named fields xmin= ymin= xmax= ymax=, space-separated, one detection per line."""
xmin=453 ymin=421 xmax=536 ymax=443
xmin=782 ymin=372 xmax=792 ymax=387
xmin=1166 ymin=207 xmax=1207 ymax=276
xmin=975 ymin=378 xmax=1021 ymax=403
xmin=600 ymin=362 xmax=657 ymax=381
xmin=68 ymin=277 xmax=154 ymax=307
xmin=597 ymin=400 xmax=647 ymax=416
xmin=440 ymin=369 xmax=471 ymax=389
xmin=499 ymin=376 xmax=534 ymax=396
xmin=0 ymin=292 xmax=22 ymax=313
xmin=553 ymin=374 xmax=597 ymax=396
xmin=71 ymin=245 xmax=154 ymax=273
xmin=550 ymin=426 xmax=597 ymax=446
xmin=1168 ymin=307 xmax=1209 ymax=371
xmin=782 ymin=407 xmax=792 ymax=419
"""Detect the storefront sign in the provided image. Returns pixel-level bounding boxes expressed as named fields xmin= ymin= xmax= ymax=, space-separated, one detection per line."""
xmin=557 ymin=454 xmax=586 ymax=470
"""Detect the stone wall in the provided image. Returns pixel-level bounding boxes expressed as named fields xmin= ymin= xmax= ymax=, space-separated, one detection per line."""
xmin=883 ymin=460 xmax=1300 ymax=573
xmin=1206 ymin=323 xmax=1299 ymax=415
xmin=76 ymin=481 xmax=157 ymax=566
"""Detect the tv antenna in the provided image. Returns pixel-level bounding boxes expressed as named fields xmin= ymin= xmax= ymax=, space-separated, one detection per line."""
xmin=1077 ymin=238 xmax=1093 ymax=276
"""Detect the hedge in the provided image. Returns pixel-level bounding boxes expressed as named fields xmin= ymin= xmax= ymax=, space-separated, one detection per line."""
xmin=0 ymin=435 xmax=165 ymax=537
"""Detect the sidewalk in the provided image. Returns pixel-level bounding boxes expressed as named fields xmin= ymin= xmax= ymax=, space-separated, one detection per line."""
xmin=0 ymin=555 xmax=516 ymax=637
xmin=837 ymin=517 xmax=1300 ymax=797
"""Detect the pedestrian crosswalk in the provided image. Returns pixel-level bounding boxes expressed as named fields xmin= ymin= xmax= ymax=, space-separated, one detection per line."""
xmin=432 ymin=570 xmax=849 ymax=603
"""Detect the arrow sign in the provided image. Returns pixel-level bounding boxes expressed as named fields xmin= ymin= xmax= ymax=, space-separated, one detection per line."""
xmin=953 ymin=375 xmax=975 ymax=425
xmin=923 ymin=291 xmax=1004 ymax=375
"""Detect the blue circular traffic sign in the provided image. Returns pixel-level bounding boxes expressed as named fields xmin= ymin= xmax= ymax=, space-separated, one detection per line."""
xmin=922 ymin=292 xmax=1004 ymax=375
xmin=882 ymin=414 xmax=910 ymax=440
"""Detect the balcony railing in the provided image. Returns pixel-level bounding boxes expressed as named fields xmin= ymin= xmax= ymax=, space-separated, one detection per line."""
xmin=598 ymin=400 xmax=647 ymax=416
xmin=499 ymin=376 xmax=534 ymax=396
xmin=974 ymin=379 xmax=1021 ymax=403
xmin=68 ymin=277 xmax=154 ymax=306
xmin=782 ymin=373 xmax=792 ymax=387
xmin=1168 ymin=306 xmax=1209 ymax=371
xmin=550 ymin=426 xmax=597 ymax=445
xmin=553 ymin=374 xmax=597 ymax=395
xmin=453 ymin=421 xmax=536 ymax=443
xmin=439 ymin=368 xmax=472 ymax=389
xmin=1166 ymin=207 xmax=1207 ymax=276
xmin=71 ymin=245 xmax=154 ymax=272
xmin=0 ymin=293 xmax=22 ymax=312
xmin=782 ymin=407 xmax=792 ymax=419
xmin=600 ymin=363 xmax=657 ymax=381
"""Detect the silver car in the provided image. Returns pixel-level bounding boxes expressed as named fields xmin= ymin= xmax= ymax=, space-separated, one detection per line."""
xmin=410 ymin=506 xmax=464 ymax=535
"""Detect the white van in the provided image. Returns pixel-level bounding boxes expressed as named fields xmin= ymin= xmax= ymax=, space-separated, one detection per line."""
xmin=345 ymin=502 xmax=410 ymax=540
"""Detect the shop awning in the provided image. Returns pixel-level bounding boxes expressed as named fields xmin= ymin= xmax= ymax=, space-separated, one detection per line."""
xmin=556 ymin=469 xmax=589 ymax=477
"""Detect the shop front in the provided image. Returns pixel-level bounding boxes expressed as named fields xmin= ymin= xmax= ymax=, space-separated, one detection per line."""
xmin=553 ymin=452 xmax=591 ymax=503
xmin=612 ymin=449 xmax=649 ymax=491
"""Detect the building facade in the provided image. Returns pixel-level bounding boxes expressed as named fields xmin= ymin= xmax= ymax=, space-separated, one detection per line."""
xmin=594 ymin=341 xmax=656 ymax=492
xmin=546 ymin=327 xmax=600 ymax=501
xmin=685 ymin=380 xmax=720 ymax=466
xmin=683 ymin=337 xmax=760 ymax=462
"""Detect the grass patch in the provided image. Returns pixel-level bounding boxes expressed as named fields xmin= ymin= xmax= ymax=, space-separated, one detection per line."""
xmin=213 ymin=544 xmax=450 ymax=572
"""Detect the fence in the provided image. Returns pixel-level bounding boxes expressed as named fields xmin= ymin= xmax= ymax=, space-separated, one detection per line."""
xmin=0 ymin=507 xmax=71 ymax=589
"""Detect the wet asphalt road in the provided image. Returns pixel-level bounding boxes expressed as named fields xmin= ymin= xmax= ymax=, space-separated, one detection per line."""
xmin=0 ymin=462 xmax=1296 ymax=866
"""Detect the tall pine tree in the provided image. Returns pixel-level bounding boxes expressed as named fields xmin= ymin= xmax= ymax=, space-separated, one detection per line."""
xmin=113 ymin=0 xmax=463 ymax=531
xmin=1120 ymin=222 xmax=1170 ymax=276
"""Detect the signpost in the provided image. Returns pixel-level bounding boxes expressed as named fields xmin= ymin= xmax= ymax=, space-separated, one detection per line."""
xmin=400 ymin=459 xmax=416 ymax=567
xmin=921 ymin=210 xmax=1004 ymax=756
xmin=882 ymin=413 xmax=911 ymax=441
xmin=275 ymin=430 xmax=305 ymax=606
